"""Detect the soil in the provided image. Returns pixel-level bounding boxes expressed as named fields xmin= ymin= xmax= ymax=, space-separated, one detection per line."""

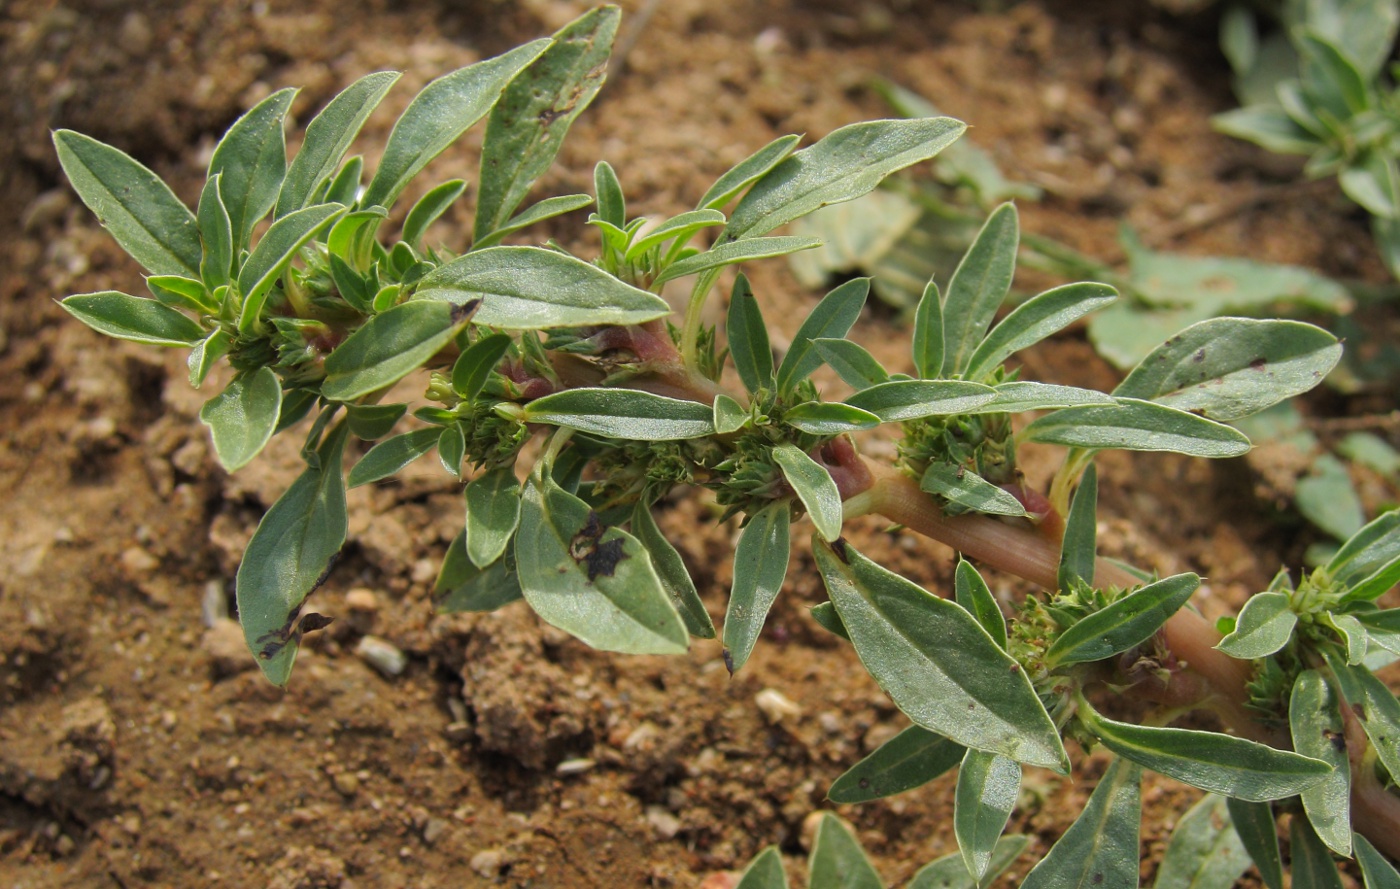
xmin=0 ymin=1 xmax=1395 ymax=887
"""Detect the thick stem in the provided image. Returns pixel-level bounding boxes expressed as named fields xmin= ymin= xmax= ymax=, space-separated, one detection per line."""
xmin=848 ymin=460 xmax=1400 ymax=856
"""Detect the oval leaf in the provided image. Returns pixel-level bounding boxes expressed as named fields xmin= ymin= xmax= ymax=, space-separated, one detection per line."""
xmin=808 ymin=814 xmax=884 ymax=889
xmin=434 ymin=532 xmax=522 ymax=613
xmin=1046 ymin=573 xmax=1200 ymax=667
xmin=844 ymin=379 xmax=997 ymax=422
xmin=237 ymin=202 xmax=347 ymax=332
xmin=200 ymin=367 xmax=283 ymax=472
xmin=734 ymin=846 xmax=789 ymax=889
xmin=1080 ymin=702 xmax=1330 ymax=802
xmin=775 ymin=278 xmax=870 ymax=395
xmin=1151 ymin=794 xmax=1252 ymax=889
xmin=53 ymin=130 xmax=202 ymax=278
xmin=1333 ymin=509 xmax=1400 ymax=601
xmin=964 ymin=281 xmax=1117 ymax=382
xmin=278 ymin=71 xmax=401 ymax=217
xmin=209 ymin=88 xmax=296 ymax=252
xmin=416 ymin=245 xmax=669 ymax=328
xmin=632 ymin=502 xmax=716 ymax=639
xmin=783 ymin=401 xmax=882 ymax=434
xmin=828 ymin=725 xmax=965 ymax=804
xmin=954 ymin=560 xmax=1006 ymax=649
xmin=347 ymin=427 xmax=441 ymax=488
xmin=813 ymin=338 xmax=889 ymax=391
xmin=815 ymin=538 xmax=1067 ymax=771
xmin=723 ymin=117 xmax=966 ymax=241
xmin=697 ymin=134 xmax=801 ymax=211
xmin=465 ymin=466 xmax=521 ymax=568
xmin=653 ymin=235 xmax=821 ymax=287
xmin=722 ymin=501 xmax=791 ymax=674
xmin=1020 ymin=759 xmax=1142 ymax=889
xmin=452 ymin=332 xmax=513 ymax=401
xmin=322 ymin=300 xmax=468 ymax=401
xmin=61 ymin=291 xmax=205 ymax=347
xmin=1114 ymin=317 xmax=1342 ymax=422
xmin=726 ymin=274 xmax=773 ymax=395
xmin=772 ymin=444 xmax=843 ymax=542
xmin=236 ymin=425 xmax=349 ymax=686
xmin=515 ymin=473 xmax=687 ymax=654
xmin=1215 ymin=591 xmax=1297 ymax=659
xmin=921 ymin=463 xmax=1028 ymax=517
xmin=523 ymin=388 xmax=714 ymax=440
xmin=1289 ymin=670 xmax=1352 ymax=856
xmin=362 ymin=40 xmax=551 ymax=210
xmin=941 ymin=204 xmax=1020 ymax=376
xmin=955 ymin=750 xmax=1021 ymax=884
xmin=1022 ymin=398 xmax=1252 ymax=458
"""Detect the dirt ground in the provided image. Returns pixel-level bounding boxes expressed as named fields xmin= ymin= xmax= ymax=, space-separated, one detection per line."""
xmin=1 ymin=1 xmax=1395 ymax=887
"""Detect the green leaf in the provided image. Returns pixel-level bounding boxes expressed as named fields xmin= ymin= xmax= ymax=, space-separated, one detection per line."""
xmin=209 ymin=88 xmax=296 ymax=252
xmin=921 ymin=462 xmax=1027 ymax=518
xmin=775 ymin=278 xmax=871 ymax=396
xmin=465 ymin=466 xmax=521 ymax=568
xmin=278 ymin=71 xmax=401 ymax=217
xmin=722 ymin=117 xmax=966 ymax=241
xmin=963 ymin=282 xmax=1116 ymax=382
xmin=783 ymin=401 xmax=882 ymax=435
xmin=199 ymin=367 xmax=282 ymax=472
xmin=815 ymin=538 xmax=1067 ymax=771
xmin=197 ymin=174 xmax=234 ymax=288
xmin=1079 ymin=702 xmax=1330 ymax=802
xmin=1058 ymin=464 xmax=1098 ymax=591
xmin=324 ymin=156 xmax=364 ymax=208
xmin=941 ymin=204 xmax=1019 ymax=376
xmin=471 ymin=193 xmax=595 ymax=250
xmin=727 ymin=274 xmax=774 ymax=395
xmin=735 ymin=846 xmax=789 ymax=889
xmin=1298 ymin=31 xmax=1369 ymax=116
xmin=809 ymin=601 xmax=850 ymax=641
xmin=1328 ymin=612 xmax=1370 ymax=664
xmin=1212 ymin=105 xmax=1321 ymax=155
xmin=417 ymin=245 xmax=670 ymax=328
xmin=402 ymin=178 xmax=467 ymax=249
xmin=807 ymin=814 xmax=884 ymax=889
xmin=1355 ymin=608 xmax=1400 ymax=655
xmin=1113 ymin=318 xmax=1341 ymax=422
xmin=1020 ymin=758 xmax=1142 ymax=889
xmin=714 ymin=393 xmax=750 ymax=434
xmin=322 ymin=300 xmax=469 ymax=401
xmin=474 ymin=7 xmax=617 ymax=238
xmin=1289 ymin=670 xmax=1352 ymax=856
xmin=827 ymin=725 xmax=964 ymax=803
xmin=1355 ymin=833 xmax=1400 ymax=889
xmin=652 ymin=235 xmax=821 ymax=286
xmin=913 ymin=279 xmax=944 ymax=379
xmin=148 ymin=274 xmax=216 ymax=314
xmin=632 ymin=502 xmax=716 ymax=639
xmin=275 ymin=388 xmax=320 ymax=433
xmin=515 ymin=473 xmax=688 ymax=655
xmin=188 ymin=328 xmax=231 ymax=388
xmin=438 ymin=422 xmax=466 ymax=477
xmin=434 ymin=532 xmax=522 ymax=613
xmin=722 ymin=501 xmax=791 ymax=674
xmin=1289 ymin=815 xmax=1345 ymax=889
xmin=772 ymin=444 xmax=843 ymax=542
xmin=844 ymin=379 xmax=998 ymax=422
xmin=593 ymin=160 xmax=625 ymax=227
xmin=236 ymin=424 xmax=349 ymax=686
xmin=1022 ymin=398 xmax=1252 ymax=458
xmin=907 ymin=836 xmax=1028 ymax=889
xmin=347 ymin=427 xmax=441 ymax=488
xmin=954 ymin=749 xmax=1020 ymax=885
xmin=1215 ymin=591 xmax=1296 ymax=658
xmin=955 ymin=559 xmax=1006 ymax=648
xmin=523 ymin=388 xmax=714 ymax=440
xmin=345 ymin=403 xmax=406 ymax=440
xmin=1225 ymin=799 xmax=1283 ymax=889
xmin=53 ymin=129 xmax=202 ymax=278
xmin=236 ymin=202 xmax=347 ymax=332
xmin=1046 ymin=573 xmax=1200 ymax=667
xmin=451 ymin=332 xmax=512 ymax=401
xmin=1332 ymin=510 xmax=1400 ymax=601
xmin=362 ymin=41 xmax=550 ymax=210
xmin=60 ymin=291 xmax=206 ymax=347
xmin=969 ymin=382 xmax=1115 ymax=414
xmin=326 ymin=206 xmax=386 ymax=270
xmin=625 ymin=209 xmax=726 ymax=263
xmin=1150 ymin=794 xmax=1252 ymax=889
xmin=1298 ymin=453 xmax=1367 ymax=542
xmin=1324 ymin=651 xmax=1400 ymax=784
xmin=697 ymin=134 xmax=801 ymax=211
xmin=813 ymin=338 xmax=888 ymax=390
xmin=1341 ymin=151 xmax=1400 ymax=219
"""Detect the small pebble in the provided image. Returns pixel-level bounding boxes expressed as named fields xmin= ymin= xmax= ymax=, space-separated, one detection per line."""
xmin=355 ymin=635 xmax=407 ymax=677
xmin=755 ymin=688 xmax=801 ymax=725
xmin=800 ymin=811 xmax=824 ymax=852
xmin=202 ymin=619 xmax=254 ymax=677
xmin=120 ymin=546 xmax=160 ymax=577
xmin=331 ymin=772 xmax=359 ymax=797
xmin=645 ymin=805 xmax=681 ymax=839
xmin=345 ymin=588 xmax=379 ymax=612
xmin=422 ymin=817 xmax=449 ymax=845
xmin=470 ymin=848 xmax=507 ymax=878
xmin=555 ymin=757 xmax=596 ymax=776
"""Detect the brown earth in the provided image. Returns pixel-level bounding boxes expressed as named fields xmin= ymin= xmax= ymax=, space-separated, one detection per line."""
xmin=0 ymin=0 xmax=1395 ymax=887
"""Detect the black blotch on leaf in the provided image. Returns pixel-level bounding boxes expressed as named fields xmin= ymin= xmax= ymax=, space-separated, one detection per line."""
xmin=569 ymin=510 xmax=629 ymax=581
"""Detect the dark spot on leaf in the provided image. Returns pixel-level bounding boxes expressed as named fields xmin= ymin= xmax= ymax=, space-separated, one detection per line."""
xmin=1353 ymin=702 xmax=1368 ymax=721
xmin=1249 ymin=357 xmax=1267 ymax=371
xmin=858 ymin=777 xmax=870 ymax=789
xmin=298 ymin=613 xmax=335 ymax=635
xmin=722 ymin=648 xmax=735 ymax=676
xmin=570 ymin=511 xmax=629 ymax=581
xmin=311 ymin=552 xmax=341 ymax=593
xmin=451 ymin=299 xmax=482 ymax=325
xmin=1092 ymin=873 xmax=1104 ymax=885
xmin=255 ymin=607 xmax=334 ymax=661
xmin=1325 ymin=729 xmax=1346 ymax=751
xmin=830 ymin=538 xmax=850 ymax=564
xmin=1193 ymin=348 xmax=1206 ymax=363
